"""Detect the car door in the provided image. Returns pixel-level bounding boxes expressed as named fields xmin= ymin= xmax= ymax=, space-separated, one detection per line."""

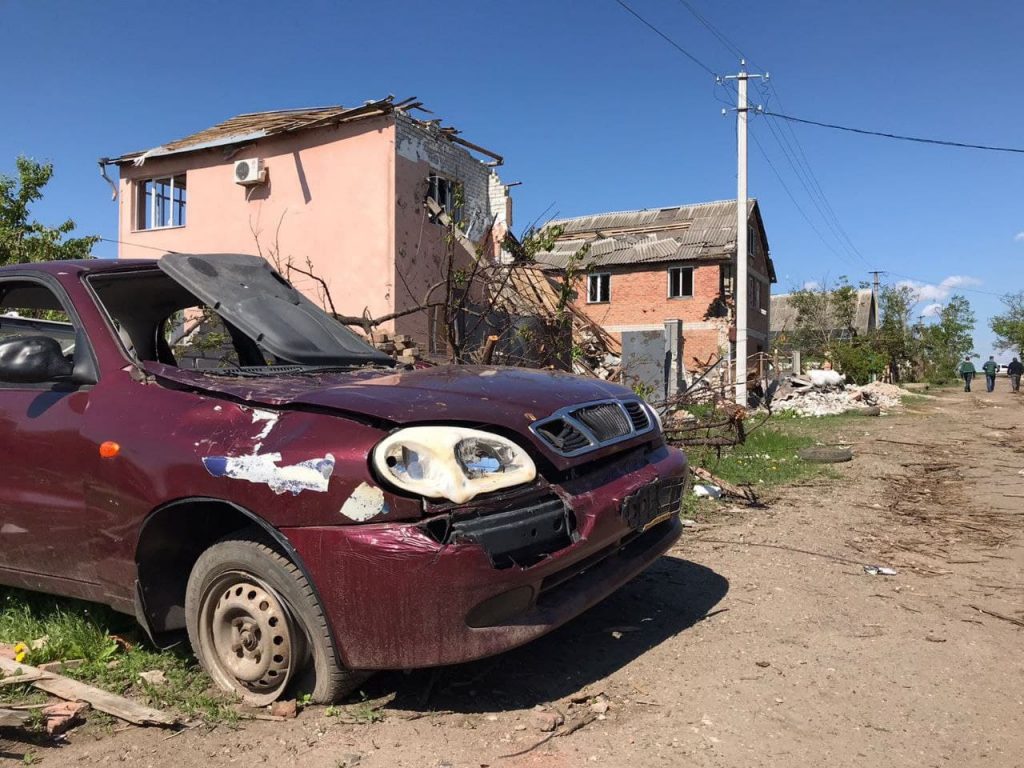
xmin=0 ymin=276 xmax=102 ymax=589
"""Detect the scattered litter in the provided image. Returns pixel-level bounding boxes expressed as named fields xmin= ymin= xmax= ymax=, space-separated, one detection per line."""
xmin=755 ymin=661 xmax=771 ymax=668
xmin=692 ymin=467 xmax=759 ymax=504
xmin=863 ymin=565 xmax=898 ymax=576
xmin=0 ymin=657 xmax=177 ymax=727
xmin=693 ymin=484 xmax=722 ymax=498
xmin=680 ymin=518 xmax=698 ymax=528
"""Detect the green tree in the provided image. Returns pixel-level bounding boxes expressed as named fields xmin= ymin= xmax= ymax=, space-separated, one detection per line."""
xmin=875 ymin=284 xmax=916 ymax=382
xmin=917 ymin=294 xmax=975 ymax=383
xmin=990 ymin=291 xmax=1024 ymax=354
xmin=0 ymin=156 xmax=97 ymax=266
xmin=787 ymin=277 xmax=858 ymax=359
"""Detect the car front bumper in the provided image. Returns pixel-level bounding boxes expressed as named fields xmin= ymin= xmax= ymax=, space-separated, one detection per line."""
xmin=282 ymin=445 xmax=687 ymax=670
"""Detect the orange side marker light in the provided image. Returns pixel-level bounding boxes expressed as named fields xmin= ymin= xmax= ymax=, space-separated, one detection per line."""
xmin=99 ymin=441 xmax=121 ymax=459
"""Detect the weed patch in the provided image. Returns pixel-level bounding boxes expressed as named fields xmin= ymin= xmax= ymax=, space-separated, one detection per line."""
xmin=0 ymin=588 xmax=234 ymax=721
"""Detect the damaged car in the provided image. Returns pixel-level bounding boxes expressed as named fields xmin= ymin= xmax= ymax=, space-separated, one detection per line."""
xmin=0 ymin=253 xmax=688 ymax=704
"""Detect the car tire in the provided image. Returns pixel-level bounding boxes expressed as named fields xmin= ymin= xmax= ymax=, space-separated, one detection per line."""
xmin=185 ymin=532 xmax=366 ymax=705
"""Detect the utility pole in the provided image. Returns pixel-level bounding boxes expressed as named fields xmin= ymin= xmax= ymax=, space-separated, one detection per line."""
xmin=723 ymin=61 xmax=766 ymax=405
xmin=868 ymin=270 xmax=884 ymax=298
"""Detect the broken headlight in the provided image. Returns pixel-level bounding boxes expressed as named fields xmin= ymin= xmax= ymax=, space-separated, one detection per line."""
xmin=372 ymin=426 xmax=537 ymax=504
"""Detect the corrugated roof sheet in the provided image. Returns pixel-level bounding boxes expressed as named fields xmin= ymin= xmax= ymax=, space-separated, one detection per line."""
xmin=533 ymin=199 xmax=761 ymax=270
xmin=106 ymin=95 xmax=502 ymax=166
xmin=770 ymin=289 xmax=877 ymax=335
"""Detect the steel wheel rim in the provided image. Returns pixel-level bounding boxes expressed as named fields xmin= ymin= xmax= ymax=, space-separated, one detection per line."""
xmin=199 ymin=572 xmax=297 ymax=705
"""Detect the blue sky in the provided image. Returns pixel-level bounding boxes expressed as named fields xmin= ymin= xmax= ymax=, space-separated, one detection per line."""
xmin=2 ymin=0 xmax=1020 ymax=356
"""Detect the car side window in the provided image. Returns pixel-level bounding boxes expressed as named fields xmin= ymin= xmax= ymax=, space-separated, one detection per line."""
xmin=0 ymin=280 xmax=79 ymax=358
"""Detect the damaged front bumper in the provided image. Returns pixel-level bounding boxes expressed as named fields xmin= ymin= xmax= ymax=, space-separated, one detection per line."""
xmin=282 ymin=445 xmax=687 ymax=670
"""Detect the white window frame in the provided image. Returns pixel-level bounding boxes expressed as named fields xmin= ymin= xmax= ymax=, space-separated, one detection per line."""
xmin=135 ymin=174 xmax=186 ymax=231
xmin=667 ymin=266 xmax=694 ymax=299
xmin=587 ymin=272 xmax=610 ymax=304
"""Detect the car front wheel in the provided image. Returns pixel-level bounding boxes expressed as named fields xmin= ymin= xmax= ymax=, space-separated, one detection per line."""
xmin=185 ymin=534 xmax=364 ymax=705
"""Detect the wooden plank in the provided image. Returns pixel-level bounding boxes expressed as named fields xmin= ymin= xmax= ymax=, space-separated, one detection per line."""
xmin=0 ymin=708 xmax=31 ymax=727
xmin=0 ymin=670 xmax=46 ymax=687
xmin=0 ymin=658 xmax=176 ymax=727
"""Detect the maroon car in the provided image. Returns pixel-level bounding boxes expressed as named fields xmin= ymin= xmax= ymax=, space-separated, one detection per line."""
xmin=0 ymin=254 xmax=687 ymax=704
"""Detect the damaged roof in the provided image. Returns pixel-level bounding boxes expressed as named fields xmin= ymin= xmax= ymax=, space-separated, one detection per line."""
xmin=105 ymin=95 xmax=502 ymax=166
xmin=770 ymin=288 xmax=877 ymax=335
xmin=533 ymin=199 xmax=775 ymax=281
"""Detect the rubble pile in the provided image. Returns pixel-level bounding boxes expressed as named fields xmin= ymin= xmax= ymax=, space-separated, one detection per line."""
xmin=772 ymin=374 xmax=904 ymax=417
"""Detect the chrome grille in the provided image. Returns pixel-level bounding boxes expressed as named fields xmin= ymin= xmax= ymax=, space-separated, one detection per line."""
xmin=530 ymin=399 xmax=658 ymax=457
xmin=574 ymin=403 xmax=631 ymax=441
xmin=622 ymin=401 xmax=651 ymax=431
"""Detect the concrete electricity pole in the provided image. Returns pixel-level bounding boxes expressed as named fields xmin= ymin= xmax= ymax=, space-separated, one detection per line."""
xmin=723 ymin=61 xmax=765 ymax=404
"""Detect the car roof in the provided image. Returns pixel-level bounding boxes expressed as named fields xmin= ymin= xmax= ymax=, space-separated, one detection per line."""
xmin=0 ymin=258 xmax=160 ymax=276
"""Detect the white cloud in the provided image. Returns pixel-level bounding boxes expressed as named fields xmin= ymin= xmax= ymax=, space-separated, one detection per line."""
xmin=801 ymin=280 xmax=821 ymax=291
xmin=897 ymin=275 xmax=982 ymax=303
xmin=1014 ymin=232 xmax=1024 ymax=242
xmin=920 ymin=302 xmax=943 ymax=318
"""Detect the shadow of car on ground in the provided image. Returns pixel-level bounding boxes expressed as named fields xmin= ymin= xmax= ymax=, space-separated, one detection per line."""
xmin=365 ymin=554 xmax=729 ymax=714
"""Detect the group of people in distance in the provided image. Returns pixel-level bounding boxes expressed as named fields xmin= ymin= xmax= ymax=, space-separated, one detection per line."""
xmin=959 ymin=355 xmax=1024 ymax=393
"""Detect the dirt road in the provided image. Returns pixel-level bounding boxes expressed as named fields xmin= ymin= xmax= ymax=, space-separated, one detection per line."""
xmin=50 ymin=386 xmax=1024 ymax=767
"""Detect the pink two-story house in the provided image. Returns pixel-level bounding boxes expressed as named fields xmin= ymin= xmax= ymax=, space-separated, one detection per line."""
xmin=100 ymin=96 xmax=511 ymax=348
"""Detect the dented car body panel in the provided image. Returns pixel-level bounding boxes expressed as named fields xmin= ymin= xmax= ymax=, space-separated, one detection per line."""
xmin=0 ymin=257 xmax=687 ymax=670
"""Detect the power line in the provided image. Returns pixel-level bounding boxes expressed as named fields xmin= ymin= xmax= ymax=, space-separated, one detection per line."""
xmin=98 ymin=236 xmax=178 ymax=254
xmin=883 ymin=270 xmax=1005 ymax=298
xmin=748 ymin=128 xmax=857 ymax=267
xmin=667 ymin=0 xmax=869 ymax=266
xmin=613 ymin=0 xmax=719 ymax=78
xmin=763 ymin=110 xmax=1024 ymax=154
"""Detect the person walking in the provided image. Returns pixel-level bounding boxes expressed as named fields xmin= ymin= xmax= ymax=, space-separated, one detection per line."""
xmin=982 ymin=355 xmax=998 ymax=392
xmin=959 ymin=356 xmax=976 ymax=392
xmin=1008 ymin=357 xmax=1023 ymax=393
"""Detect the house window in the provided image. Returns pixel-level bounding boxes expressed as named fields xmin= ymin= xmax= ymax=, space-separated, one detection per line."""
xmin=748 ymin=276 xmax=761 ymax=309
xmin=587 ymin=273 xmax=610 ymax=304
xmin=427 ymin=173 xmax=462 ymax=222
xmin=720 ymin=264 xmax=734 ymax=296
xmin=667 ymin=266 xmax=694 ymax=298
xmin=135 ymin=175 xmax=186 ymax=230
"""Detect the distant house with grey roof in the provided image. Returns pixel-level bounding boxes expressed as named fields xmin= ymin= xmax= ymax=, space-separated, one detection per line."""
xmin=533 ymin=199 xmax=776 ymax=372
xmin=769 ymin=289 xmax=877 ymax=350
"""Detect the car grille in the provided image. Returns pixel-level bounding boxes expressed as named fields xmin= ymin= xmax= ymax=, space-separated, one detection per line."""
xmin=530 ymin=399 xmax=657 ymax=457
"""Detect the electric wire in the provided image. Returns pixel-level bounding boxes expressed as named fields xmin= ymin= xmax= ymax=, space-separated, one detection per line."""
xmin=747 ymin=129 xmax=856 ymax=267
xmin=613 ymin=0 xmax=719 ymax=78
xmin=668 ymin=0 xmax=869 ymax=266
xmin=763 ymin=111 xmax=1024 ymax=155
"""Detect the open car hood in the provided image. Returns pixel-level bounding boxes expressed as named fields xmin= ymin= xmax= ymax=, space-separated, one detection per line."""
xmin=158 ymin=253 xmax=393 ymax=367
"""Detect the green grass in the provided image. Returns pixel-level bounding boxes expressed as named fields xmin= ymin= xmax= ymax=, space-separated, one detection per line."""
xmin=0 ymin=588 xmax=235 ymax=721
xmin=687 ymin=423 xmax=821 ymax=488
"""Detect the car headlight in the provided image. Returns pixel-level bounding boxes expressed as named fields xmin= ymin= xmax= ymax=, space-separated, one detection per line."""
xmin=372 ymin=426 xmax=537 ymax=504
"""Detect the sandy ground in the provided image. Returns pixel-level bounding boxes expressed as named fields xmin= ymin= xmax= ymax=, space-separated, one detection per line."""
xmin=10 ymin=385 xmax=1024 ymax=767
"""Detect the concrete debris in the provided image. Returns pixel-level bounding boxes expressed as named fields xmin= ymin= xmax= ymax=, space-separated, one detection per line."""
xmin=693 ymin=484 xmax=722 ymax=498
xmin=138 ymin=670 xmax=168 ymax=687
xmin=773 ymin=375 xmax=904 ymax=417
xmin=269 ymin=699 xmax=298 ymax=719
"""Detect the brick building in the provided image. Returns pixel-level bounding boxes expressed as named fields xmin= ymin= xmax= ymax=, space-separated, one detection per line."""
xmin=534 ymin=200 xmax=776 ymax=375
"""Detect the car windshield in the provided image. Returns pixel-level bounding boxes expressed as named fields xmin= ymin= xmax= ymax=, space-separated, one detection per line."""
xmin=88 ymin=264 xmax=393 ymax=374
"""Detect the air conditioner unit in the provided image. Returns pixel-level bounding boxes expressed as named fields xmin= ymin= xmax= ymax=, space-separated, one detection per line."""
xmin=234 ymin=158 xmax=266 ymax=185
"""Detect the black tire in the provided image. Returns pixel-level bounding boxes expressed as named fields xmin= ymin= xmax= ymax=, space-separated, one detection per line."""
xmin=185 ymin=533 xmax=366 ymax=704
xmin=798 ymin=446 xmax=854 ymax=464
